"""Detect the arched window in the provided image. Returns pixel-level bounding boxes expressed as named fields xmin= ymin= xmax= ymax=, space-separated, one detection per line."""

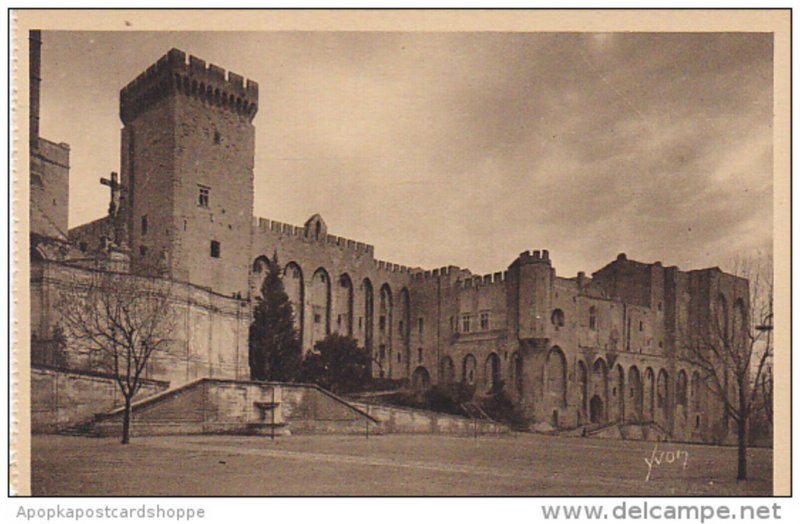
xmin=362 ymin=278 xmax=374 ymax=354
xmin=676 ymin=370 xmax=688 ymax=407
xmin=336 ymin=274 xmax=354 ymax=336
xmin=310 ymin=268 xmax=331 ymax=346
xmin=283 ymin=262 xmax=305 ymax=343
xmin=589 ymin=306 xmax=597 ymax=330
xmin=551 ymin=309 xmax=565 ymax=328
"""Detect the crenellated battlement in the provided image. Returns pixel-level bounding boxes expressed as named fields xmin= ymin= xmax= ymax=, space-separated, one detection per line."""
xmin=411 ymin=265 xmax=468 ymax=281
xmin=120 ymin=48 xmax=259 ymax=125
xmin=460 ymin=271 xmax=508 ymax=289
xmin=253 ymin=217 xmax=375 ymax=256
xmin=513 ymin=248 xmax=552 ymax=266
xmin=373 ymin=259 xmax=413 ymax=274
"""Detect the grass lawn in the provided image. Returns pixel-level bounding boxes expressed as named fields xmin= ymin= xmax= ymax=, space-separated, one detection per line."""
xmin=31 ymin=433 xmax=772 ymax=496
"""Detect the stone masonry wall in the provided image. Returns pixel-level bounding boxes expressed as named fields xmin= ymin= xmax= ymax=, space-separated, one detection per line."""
xmin=32 ymin=366 xmax=169 ymax=432
xmin=30 ymin=259 xmax=250 ymax=387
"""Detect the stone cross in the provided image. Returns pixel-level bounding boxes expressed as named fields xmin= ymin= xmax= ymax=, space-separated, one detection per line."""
xmin=99 ymin=171 xmax=128 ymax=248
xmin=100 ymin=171 xmax=123 ymax=217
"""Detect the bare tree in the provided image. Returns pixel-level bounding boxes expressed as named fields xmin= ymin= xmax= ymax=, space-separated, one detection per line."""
xmin=684 ymin=258 xmax=773 ymax=481
xmin=57 ymin=268 xmax=175 ymax=444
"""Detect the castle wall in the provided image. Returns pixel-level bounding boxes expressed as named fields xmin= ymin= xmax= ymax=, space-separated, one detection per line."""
xmin=49 ymin=47 xmax=743 ymax=445
xmin=250 ymin=218 xmax=416 ymax=379
xmin=30 ymin=138 xmax=70 ymax=239
xmin=30 ymin=259 xmax=250 ymax=387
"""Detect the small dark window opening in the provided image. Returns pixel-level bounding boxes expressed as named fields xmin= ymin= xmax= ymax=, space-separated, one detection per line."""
xmin=379 ymin=316 xmax=386 ymax=331
xmin=139 ymin=245 xmax=148 ymax=257
xmin=418 ymin=348 xmax=423 ymax=363
xmin=639 ymin=321 xmax=644 ymax=332
xmin=198 ymin=186 xmax=210 ymax=208
xmin=213 ymin=131 xmax=221 ymax=144
xmin=210 ymin=240 xmax=221 ymax=258
xmin=314 ymin=313 xmax=321 ymax=323
xmin=418 ymin=318 xmax=424 ymax=335
xmin=141 ymin=215 xmax=148 ymax=235
xmin=79 ymin=241 xmax=87 ymax=253
xmin=397 ymin=353 xmax=401 ymax=364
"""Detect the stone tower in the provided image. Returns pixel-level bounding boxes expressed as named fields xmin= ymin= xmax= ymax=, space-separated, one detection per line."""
xmin=119 ymin=49 xmax=258 ymax=296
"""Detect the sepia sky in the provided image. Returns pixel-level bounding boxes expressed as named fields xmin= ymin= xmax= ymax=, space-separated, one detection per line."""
xmin=39 ymin=31 xmax=773 ymax=277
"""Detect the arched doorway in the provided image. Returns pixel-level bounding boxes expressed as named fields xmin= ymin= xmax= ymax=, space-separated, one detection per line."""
xmin=577 ymin=360 xmax=588 ymax=424
xmin=657 ymin=369 xmax=669 ymax=426
xmin=616 ymin=364 xmax=625 ymax=422
xmin=510 ymin=352 xmax=523 ymax=399
xmin=628 ymin=366 xmax=643 ymax=422
xmin=590 ymin=395 xmax=604 ymax=423
xmin=644 ymin=367 xmax=655 ymax=422
xmin=463 ymin=354 xmax=477 ymax=386
xmin=412 ymin=366 xmax=430 ymax=393
xmin=439 ymin=356 xmax=455 ymax=384
xmin=592 ymin=358 xmax=608 ymax=423
xmin=544 ymin=347 xmax=567 ymax=412
xmin=485 ymin=353 xmax=501 ymax=392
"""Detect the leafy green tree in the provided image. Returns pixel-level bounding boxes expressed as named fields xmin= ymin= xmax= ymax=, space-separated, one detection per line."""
xmin=249 ymin=255 xmax=302 ymax=381
xmin=301 ymin=333 xmax=371 ymax=394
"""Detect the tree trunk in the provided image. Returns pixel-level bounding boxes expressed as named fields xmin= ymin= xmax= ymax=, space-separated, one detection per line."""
xmin=122 ymin=396 xmax=132 ymax=445
xmin=737 ymin=414 xmax=747 ymax=480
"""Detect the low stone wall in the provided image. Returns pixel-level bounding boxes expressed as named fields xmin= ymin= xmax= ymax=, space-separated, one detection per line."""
xmin=32 ymin=366 xmax=170 ymax=432
xmin=94 ymin=379 xmax=381 ymax=437
xmin=348 ymin=401 xmax=509 ymax=436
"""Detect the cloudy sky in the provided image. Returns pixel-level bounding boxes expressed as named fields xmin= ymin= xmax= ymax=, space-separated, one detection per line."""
xmin=39 ymin=31 xmax=773 ymax=277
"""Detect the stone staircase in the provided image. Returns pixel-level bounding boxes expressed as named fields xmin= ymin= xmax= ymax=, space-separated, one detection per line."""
xmin=65 ymin=378 xmax=381 ymax=438
xmin=459 ymin=401 xmax=493 ymax=421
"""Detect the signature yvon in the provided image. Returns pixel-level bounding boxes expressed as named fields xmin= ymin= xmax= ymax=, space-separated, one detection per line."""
xmin=644 ymin=442 xmax=689 ymax=481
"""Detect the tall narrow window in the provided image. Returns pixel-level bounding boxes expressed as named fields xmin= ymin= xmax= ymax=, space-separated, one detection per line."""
xmin=589 ymin=306 xmax=597 ymax=330
xmin=210 ymin=240 xmax=220 ymax=258
xmin=462 ymin=314 xmax=471 ymax=333
xmin=418 ymin=317 xmax=424 ymax=336
xmin=480 ymin=312 xmax=490 ymax=330
xmin=141 ymin=215 xmax=148 ymax=235
xmin=198 ymin=186 xmax=210 ymax=208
